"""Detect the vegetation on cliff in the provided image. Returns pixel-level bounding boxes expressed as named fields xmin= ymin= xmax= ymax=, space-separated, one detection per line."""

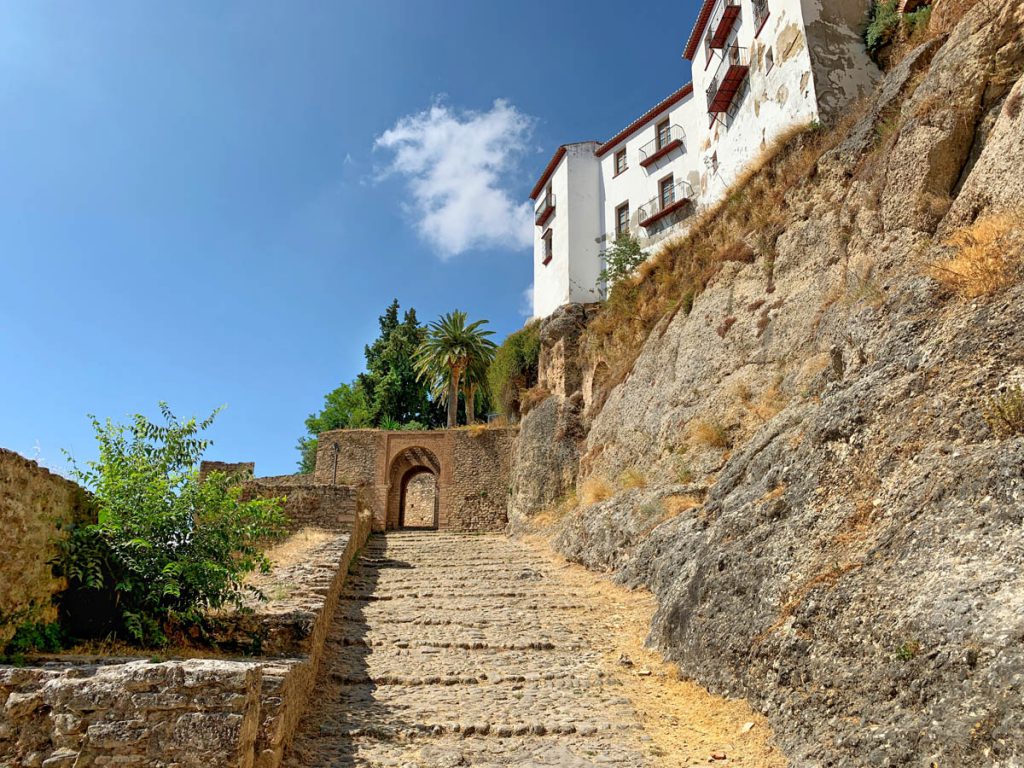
xmin=487 ymin=321 xmax=541 ymax=420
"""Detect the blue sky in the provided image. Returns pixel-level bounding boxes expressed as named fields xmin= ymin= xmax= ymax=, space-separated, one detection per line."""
xmin=0 ymin=1 xmax=698 ymax=476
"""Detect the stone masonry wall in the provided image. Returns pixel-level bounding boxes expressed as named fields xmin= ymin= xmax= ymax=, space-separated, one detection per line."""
xmin=448 ymin=429 xmax=517 ymax=532
xmin=0 ymin=449 xmax=94 ymax=646
xmin=242 ymin=480 xmax=357 ymax=532
xmin=0 ymin=510 xmax=374 ymax=768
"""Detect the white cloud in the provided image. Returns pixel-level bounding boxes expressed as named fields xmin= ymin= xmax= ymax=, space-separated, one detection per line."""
xmin=375 ymin=99 xmax=535 ymax=258
xmin=519 ymin=283 xmax=534 ymax=318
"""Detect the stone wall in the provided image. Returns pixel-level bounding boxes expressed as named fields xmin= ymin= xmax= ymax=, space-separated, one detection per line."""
xmin=243 ymin=480 xmax=357 ymax=532
xmin=0 ymin=450 xmax=94 ymax=646
xmin=0 ymin=510 xmax=373 ymax=768
xmin=311 ymin=428 xmax=517 ymax=532
xmin=402 ymin=473 xmax=436 ymax=527
xmin=449 ymin=429 xmax=518 ymax=532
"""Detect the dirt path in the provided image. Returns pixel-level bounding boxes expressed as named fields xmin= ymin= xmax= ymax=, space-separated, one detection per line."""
xmin=283 ymin=531 xmax=785 ymax=767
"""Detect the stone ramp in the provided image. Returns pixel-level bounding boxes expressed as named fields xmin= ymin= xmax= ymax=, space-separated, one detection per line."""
xmin=283 ymin=531 xmax=649 ymax=767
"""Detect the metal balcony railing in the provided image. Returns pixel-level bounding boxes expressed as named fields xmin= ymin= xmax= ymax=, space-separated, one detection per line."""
xmin=535 ymin=193 xmax=556 ymax=226
xmin=706 ymin=0 xmax=742 ymax=49
xmin=706 ymin=44 xmax=750 ymax=114
xmin=638 ymin=125 xmax=686 ymax=167
xmin=638 ymin=180 xmax=695 ymax=227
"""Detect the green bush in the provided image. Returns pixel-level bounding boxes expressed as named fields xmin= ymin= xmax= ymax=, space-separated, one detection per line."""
xmin=488 ymin=323 xmax=542 ymax=419
xmin=3 ymin=621 xmax=65 ymax=656
xmin=865 ymin=0 xmax=900 ymax=54
xmin=54 ymin=404 xmax=287 ymax=646
xmin=598 ymin=234 xmax=647 ymax=288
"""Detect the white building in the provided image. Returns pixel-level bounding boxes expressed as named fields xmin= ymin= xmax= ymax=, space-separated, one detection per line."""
xmin=530 ymin=0 xmax=878 ymax=319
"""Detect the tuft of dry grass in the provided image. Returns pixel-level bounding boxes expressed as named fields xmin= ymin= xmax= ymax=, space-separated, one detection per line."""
xmin=690 ymin=419 xmax=732 ymax=449
xmin=619 ymin=467 xmax=648 ymax=490
xmin=581 ymin=475 xmax=615 ymax=505
xmin=663 ymin=494 xmax=702 ymax=518
xmin=983 ymin=385 xmax=1024 ymax=437
xmin=929 ymin=212 xmax=1024 ymax=298
xmin=519 ymin=385 xmax=551 ymax=416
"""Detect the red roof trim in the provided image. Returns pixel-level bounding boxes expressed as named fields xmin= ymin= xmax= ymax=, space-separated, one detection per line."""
xmin=595 ymin=84 xmax=694 ymax=157
xmin=683 ymin=0 xmax=717 ymax=60
xmin=529 ymin=146 xmax=566 ymax=201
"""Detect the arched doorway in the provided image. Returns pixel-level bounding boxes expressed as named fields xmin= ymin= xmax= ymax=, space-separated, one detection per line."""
xmin=385 ymin=446 xmax=442 ymax=530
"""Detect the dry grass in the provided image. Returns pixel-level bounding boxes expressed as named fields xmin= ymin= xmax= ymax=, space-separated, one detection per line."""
xmin=518 ymin=385 xmax=551 ymax=416
xmin=984 ymin=385 xmax=1024 ymax=437
xmin=522 ymin=537 xmax=787 ymax=767
xmin=581 ymin=475 xmax=615 ymax=505
xmin=619 ymin=467 xmax=648 ymax=490
xmin=748 ymin=380 xmax=789 ymax=421
xmin=582 ymin=114 xmax=864 ymax=391
xmin=663 ymin=494 xmax=702 ymax=517
xmin=929 ymin=212 xmax=1024 ymax=298
xmin=690 ymin=419 xmax=732 ymax=449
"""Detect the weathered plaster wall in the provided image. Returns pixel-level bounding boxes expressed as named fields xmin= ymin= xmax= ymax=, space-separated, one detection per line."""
xmin=0 ymin=450 xmax=94 ymax=646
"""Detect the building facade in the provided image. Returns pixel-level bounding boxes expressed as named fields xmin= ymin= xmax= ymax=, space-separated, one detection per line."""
xmin=530 ymin=0 xmax=878 ymax=319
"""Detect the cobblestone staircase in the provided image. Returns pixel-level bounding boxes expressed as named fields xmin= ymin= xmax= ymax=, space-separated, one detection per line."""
xmin=283 ymin=531 xmax=649 ymax=767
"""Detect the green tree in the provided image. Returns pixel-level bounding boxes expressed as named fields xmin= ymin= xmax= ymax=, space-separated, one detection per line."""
xmin=360 ymin=300 xmax=434 ymax=426
xmin=55 ymin=404 xmax=287 ymax=646
xmin=296 ymin=382 xmax=372 ymax=473
xmin=598 ymin=233 xmax=647 ymax=289
xmin=414 ymin=311 xmax=497 ymax=428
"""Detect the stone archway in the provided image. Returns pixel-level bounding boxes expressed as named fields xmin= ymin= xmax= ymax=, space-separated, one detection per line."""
xmin=385 ymin=446 xmax=442 ymax=531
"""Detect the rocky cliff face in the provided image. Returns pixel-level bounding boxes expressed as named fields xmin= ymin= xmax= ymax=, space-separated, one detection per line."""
xmin=511 ymin=3 xmax=1024 ymax=765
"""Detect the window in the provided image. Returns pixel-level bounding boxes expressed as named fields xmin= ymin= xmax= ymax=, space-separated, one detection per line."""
xmin=615 ymin=202 xmax=630 ymax=236
xmin=754 ymin=0 xmax=770 ymax=34
xmin=765 ymin=47 xmax=774 ymax=74
xmin=542 ymin=229 xmax=553 ymax=265
xmin=660 ymin=175 xmax=675 ymax=209
xmin=614 ymin=149 xmax=627 ymax=176
xmin=544 ymin=184 xmax=553 ymax=207
xmin=656 ymin=119 xmax=671 ymax=150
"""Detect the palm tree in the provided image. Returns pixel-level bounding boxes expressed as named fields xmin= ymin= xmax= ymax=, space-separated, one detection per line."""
xmin=414 ymin=311 xmax=497 ymax=428
xmin=462 ymin=353 xmax=493 ymax=425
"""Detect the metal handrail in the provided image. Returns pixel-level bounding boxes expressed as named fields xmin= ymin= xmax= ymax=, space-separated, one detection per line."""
xmin=639 ymin=125 xmax=686 ymax=162
xmin=706 ymin=0 xmax=741 ymax=46
xmin=535 ymin=193 xmax=555 ymax=217
xmin=706 ymin=44 xmax=750 ymax=106
xmin=638 ymin=179 xmax=695 ymax=223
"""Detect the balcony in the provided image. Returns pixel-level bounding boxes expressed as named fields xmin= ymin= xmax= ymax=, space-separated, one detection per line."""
xmin=706 ymin=44 xmax=750 ymax=114
xmin=638 ymin=180 xmax=695 ymax=228
xmin=535 ymin=193 xmax=556 ymax=227
xmin=639 ymin=125 xmax=686 ymax=168
xmin=706 ymin=0 xmax=741 ymax=50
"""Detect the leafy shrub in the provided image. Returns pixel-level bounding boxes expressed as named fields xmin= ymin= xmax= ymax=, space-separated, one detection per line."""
xmin=865 ymin=0 xmax=901 ymax=55
xmin=984 ymin=385 xmax=1024 ymax=437
xmin=3 ymin=621 xmax=65 ymax=656
xmin=54 ymin=405 xmax=287 ymax=646
xmin=488 ymin=322 xmax=541 ymax=419
xmin=598 ymin=234 xmax=648 ymax=288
